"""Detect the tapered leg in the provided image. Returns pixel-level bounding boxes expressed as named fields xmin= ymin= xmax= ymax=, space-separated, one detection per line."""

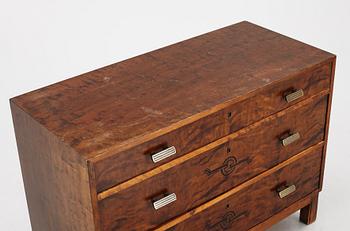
xmin=299 ymin=193 xmax=319 ymax=225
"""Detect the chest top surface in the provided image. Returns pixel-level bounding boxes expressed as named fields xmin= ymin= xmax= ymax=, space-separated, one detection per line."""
xmin=11 ymin=21 xmax=334 ymax=159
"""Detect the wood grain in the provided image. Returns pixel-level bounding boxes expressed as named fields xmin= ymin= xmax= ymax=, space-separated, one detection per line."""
xmin=10 ymin=102 xmax=96 ymax=231
xmin=92 ymin=109 xmax=228 ymax=192
xmin=92 ymin=63 xmax=331 ymax=193
xmin=9 ymin=21 xmax=336 ymax=231
xmin=98 ymin=91 xmax=328 ymax=200
xmin=11 ymin=21 xmax=335 ymax=163
xmin=319 ymin=59 xmax=337 ymax=190
xmin=249 ymin=191 xmax=318 ymax=231
xmin=226 ymin=63 xmax=331 ymax=132
xmin=156 ymin=143 xmax=324 ymax=231
xmin=300 ymin=193 xmax=319 ymax=225
xmin=97 ymin=94 xmax=328 ymax=230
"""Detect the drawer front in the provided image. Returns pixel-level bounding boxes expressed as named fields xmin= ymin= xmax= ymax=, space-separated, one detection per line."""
xmin=92 ymin=63 xmax=331 ymax=193
xmin=93 ymin=110 xmax=228 ymax=193
xmin=161 ymin=145 xmax=323 ymax=231
xmin=97 ymin=94 xmax=328 ymax=231
xmin=226 ymin=62 xmax=331 ymax=132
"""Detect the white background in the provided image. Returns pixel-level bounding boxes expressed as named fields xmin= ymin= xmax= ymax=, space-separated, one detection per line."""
xmin=1 ymin=0 xmax=349 ymax=230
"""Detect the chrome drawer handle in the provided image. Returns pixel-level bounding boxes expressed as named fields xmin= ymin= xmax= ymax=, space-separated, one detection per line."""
xmin=153 ymin=193 xmax=177 ymax=210
xmin=285 ymin=89 xmax=304 ymax=103
xmin=278 ymin=185 xmax=296 ymax=199
xmin=281 ymin=132 xmax=300 ymax=146
xmin=151 ymin=146 xmax=177 ymax=163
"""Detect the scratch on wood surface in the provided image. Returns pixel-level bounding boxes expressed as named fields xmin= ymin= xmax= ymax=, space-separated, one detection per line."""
xmin=262 ymin=77 xmax=271 ymax=83
xmin=141 ymin=106 xmax=163 ymax=116
xmin=103 ymin=76 xmax=111 ymax=82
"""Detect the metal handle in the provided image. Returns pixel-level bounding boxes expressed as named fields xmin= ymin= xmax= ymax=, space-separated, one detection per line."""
xmin=151 ymin=146 xmax=177 ymax=163
xmin=278 ymin=185 xmax=296 ymax=198
xmin=285 ymin=89 xmax=304 ymax=103
xmin=281 ymin=132 xmax=300 ymax=146
xmin=153 ymin=193 xmax=177 ymax=210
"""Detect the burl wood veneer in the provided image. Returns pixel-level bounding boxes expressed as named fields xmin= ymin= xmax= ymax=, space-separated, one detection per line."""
xmin=11 ymin=21 xmax=336 ymax=231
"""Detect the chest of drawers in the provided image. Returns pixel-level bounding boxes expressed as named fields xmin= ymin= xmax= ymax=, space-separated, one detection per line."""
xmin=11 ymin=21 xmax=336 ymax=231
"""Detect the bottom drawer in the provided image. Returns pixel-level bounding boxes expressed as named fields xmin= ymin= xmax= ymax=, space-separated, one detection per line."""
xmin=158 ymin=144 xmax=323 ymax=231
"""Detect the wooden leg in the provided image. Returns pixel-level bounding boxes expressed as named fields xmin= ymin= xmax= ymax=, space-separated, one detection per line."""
xmin=299 ymin=193 xmax=319 ymax=225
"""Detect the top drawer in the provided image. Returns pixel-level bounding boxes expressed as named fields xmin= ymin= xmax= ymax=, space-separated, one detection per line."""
xmin=91 ymin=62 xmax=331 ymax=193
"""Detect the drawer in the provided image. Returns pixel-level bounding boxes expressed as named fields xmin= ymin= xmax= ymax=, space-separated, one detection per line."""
xmin=226 ymin=63 xmax=331 ymax=132
xmin=159 ymin=144 xmax=324 ymax=231
xmin=97 ymin=94 xmax=328 ymax=231
xmin=91 ymin=63 xmax=331 ymax=193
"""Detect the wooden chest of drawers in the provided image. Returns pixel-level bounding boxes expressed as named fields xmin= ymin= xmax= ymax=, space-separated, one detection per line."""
xmin=11 ymin=21 xmax=336 ymax=231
